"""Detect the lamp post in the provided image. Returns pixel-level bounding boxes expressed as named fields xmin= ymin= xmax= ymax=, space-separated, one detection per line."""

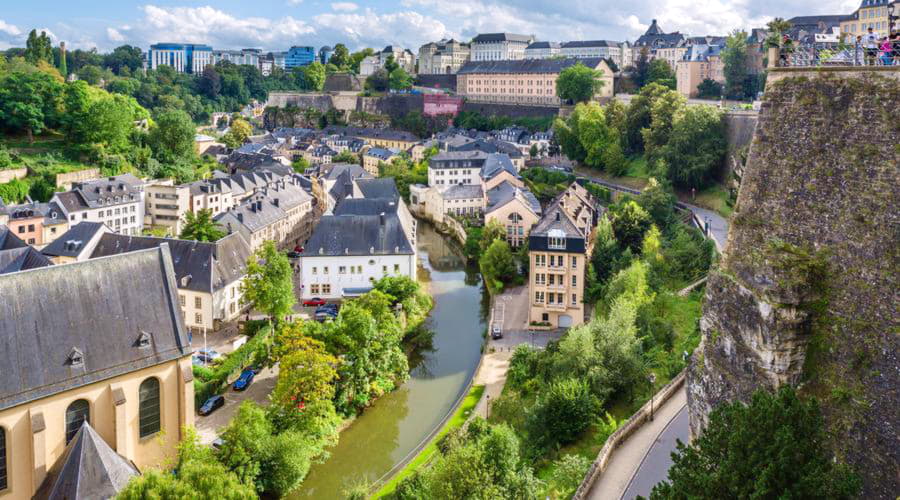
xmin=486 ymin=394 xmax=491 ymax=419
xmin=648 ymin=372 xmax=657 ymax=421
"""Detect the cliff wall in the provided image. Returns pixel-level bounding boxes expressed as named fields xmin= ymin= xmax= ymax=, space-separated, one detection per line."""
xmin=687 ymin=69 xmax=899 ymax=498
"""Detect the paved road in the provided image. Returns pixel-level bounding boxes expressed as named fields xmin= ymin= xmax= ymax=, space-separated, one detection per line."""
xmin=490 ymin=286 xmax=564 ymax=351
xmin=196 ymin=365 xmax=279 ymax=444
xmin=621 ymin=405 xmax=690 ymax=499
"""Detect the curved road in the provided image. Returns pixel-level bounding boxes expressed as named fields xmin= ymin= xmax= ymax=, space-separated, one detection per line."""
xmin=621 ymin=405 xmax=691 ymax=499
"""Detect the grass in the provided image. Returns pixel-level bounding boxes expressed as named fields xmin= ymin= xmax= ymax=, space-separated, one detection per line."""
xmin=1 ymin=132 xmax=67 ymax=152
xmin=373 ymin=384 xmax=486 ymax=498
xmin=683 ymin=183 xmax=735 ymax=218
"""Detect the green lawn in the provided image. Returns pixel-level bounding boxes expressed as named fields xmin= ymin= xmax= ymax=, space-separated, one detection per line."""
xmin=682 ymin=183 xmax=734 ymax=218
xmin=373 ymin=384 xmax=486 ymax=498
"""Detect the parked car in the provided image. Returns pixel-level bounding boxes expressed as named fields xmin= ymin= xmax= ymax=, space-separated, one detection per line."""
xmin=316 ymin=304 xmax=339 ymax=313
xmin=198 ymin=395 xmax=225 ymax=416
xmin=232 ymin=369 xmax=256 ymax=391
xmin=491 ymin=325 xmax=503 ymax=340
xmin=212 ymin=437 xmax=225 ymax=449
xmin=194 ymin=348 xmax=222 ymax=365
xmin=303 ymin=297 xmax=327 ymax=307
xmin=315 ymin=309 xmax=338 ymax=322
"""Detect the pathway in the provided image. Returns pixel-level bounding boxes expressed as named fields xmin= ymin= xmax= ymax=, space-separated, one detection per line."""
xmin=586 ymin=388 xmax=688 ymax=500
xmin=621 ymin=405 xmax=690 ymax=499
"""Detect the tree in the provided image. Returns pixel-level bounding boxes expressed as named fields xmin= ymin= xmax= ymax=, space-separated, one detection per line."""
xmin=662 ymin=105 xmax=727 ymax=189
xmin=527 ymin=378 xmax=599 ymax=448
xmin=640 ymin=86 xmax=685 ymax=164
xmin=330 ymin=43 xmax=351 ymax=68
xmin=383 ymin=54 xmax=399 ymax=74
xmin=389 ymin=67 xmax=413 ymax=90
xmin=58 ymin=45 xmax=67 ymax=77
xmin=222 ymin=118 xmax=252 ymax=149
xmin=646 ymin=59 xmax=676 ymax=89
xmin=365 ymin=68 xmax=389 ymax=92
xmin=556 ymin=63 xmax=605 ymax=103
xmin=199 ymin=66 xmax=222 ymax=98
xmin=148 ymin=108 xmax=197 ymax=164
xmin=529 ymin=144 xmax=538 ymax=159
xmin=552 ymin=454 xmax=592 ymax=498
xmin=25 ymin=30 xmax=53 ymax=65
xmin=722 ymin=30 xmax=750 ymax=99
xmin=586 ymin=215 xmax=624 ymax=300
xmin=0 ymin=72 xmax=62 ymax=141
xmin=637 ymin=177 xmax=677 ymax=228
xmin=332 ymin=150 xmax=360 ymax=164
xmin=103 ymin=45 xmax=144 ymax=75
xmin=478 ymin=220 xmax=507 ymax=255
xmin=622 ymin=82 xmax=670 ymax=155
xmin=292 ymin=157 xmax=310 ymax=173
xmin=301 ymin=61 xmax=326 ymax=91
xmin=349 ymin=48 xmax=374 ymax=73
xmin=610 ymin=200 xmax=652 ymax=253
xmin=179 ymin=209 xmax=226 ymax=241
xmin=480 ymin=238 xmax=517 ymax=294
xmin=241 ymin=240 xmax=296 ymax=325
xmin=696 ymin=78 xmax=723 ymax=99
xmin=634 ymin=46 xmax=651 ymax=87
xmin=650 ymin=387 xmax=861 ymax=499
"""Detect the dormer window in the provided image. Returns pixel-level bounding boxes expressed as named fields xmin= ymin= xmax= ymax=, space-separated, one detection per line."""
xmin=137 ymin=331 xmax=152 ymax=348
xmin=68 ymin=347 xmax=84 ymax=367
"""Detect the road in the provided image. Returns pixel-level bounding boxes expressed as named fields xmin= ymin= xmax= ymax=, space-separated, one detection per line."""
xmin=196 ymin=365 xmax=279 ymax=444
xmin=621 ymin=405 xmax=690 ymax=499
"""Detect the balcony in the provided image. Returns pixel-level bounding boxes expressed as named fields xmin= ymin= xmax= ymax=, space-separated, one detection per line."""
xmin=545 ymin=302 xmax=568 ymax=311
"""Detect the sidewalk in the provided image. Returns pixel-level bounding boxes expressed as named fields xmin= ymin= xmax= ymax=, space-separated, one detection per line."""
xmin=586 ymin=388 xmax=688 ymax=500
xmin=471 ymin=349 xmax=512 ymax=420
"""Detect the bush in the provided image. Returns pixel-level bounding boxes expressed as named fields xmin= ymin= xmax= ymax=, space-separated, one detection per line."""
xmin=193 ymin=326 xmax=272 ymax=406
xmin=526 ymin=378 xmax=599 ymax=449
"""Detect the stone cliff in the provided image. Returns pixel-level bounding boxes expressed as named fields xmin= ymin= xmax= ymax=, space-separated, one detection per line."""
xmin=687 ymin=69 xmax=899 ymax=498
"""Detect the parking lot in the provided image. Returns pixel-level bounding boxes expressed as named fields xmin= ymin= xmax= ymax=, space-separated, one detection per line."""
xmin=489 ymin=285 xmax=565 ymax=350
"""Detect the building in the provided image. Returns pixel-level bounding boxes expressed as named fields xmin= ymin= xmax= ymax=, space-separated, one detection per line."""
xmin=359 ymin=55 xmax=380 ymax=76
xmin=144 ymin=180 xmax=193 ymax=235
xmin=40 ymin=221 xmax=110 ymax=264
xmin=211 ymin=48 xmax=261 ymax=67
xmin=0 ymin=239 xmax=52 ymax=274
xmin=418 ymin=39 xmax=471 ymax=74
xmin=560 ymin=40 xmax=623 ymax=67
xmin=632 ymin=20 xmax=685 ymax=67
xmin=147 ymin=43 xmax=213 ymax=73
xmin=0 ymin=246 xmax=194 ymax=498
xmin=447 ymin=137 xmax=527 ymax=171
xmin=323 ymin=126 xmax=419 ymax=150
xmin=471 ymin=33 xmax=535 ymax=61
xmin=841 ymin=0 xmax=896 ymax=38
xmin=457 ymin=58 xmax=614 ymax=106
xmin=525 ymin=41 xmax=561 ymax=59
xmin=362 ymin=147 xmax=399 ymax=176
xmin=285 ymin=46 xmax=317 ymax=69
xmin=484 ymin=182 xmax=542 ymax=248
xmin=319 ymin=46 xmax=334 ymax=65
xmin=51 ymin=174 xmax=146 ymax=236
xmin=428 ymin=150 xmax=491 ymax=188
xmin=315 ymin=163 xmax=373 ymax=213
xmin=380 ymin=46 xmax=416 ymax=73
xmin=676 ymin=43 xmax=725 ymax=97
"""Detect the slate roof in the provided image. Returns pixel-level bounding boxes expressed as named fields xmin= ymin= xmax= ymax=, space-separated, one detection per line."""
xmin=528 ymin=203 xmax=586 ymax=253
xmin=0 ymin=246 xmax=52 ymax=274
xmin=458 ymin=57 xmax=606 ymax=75
xmin=302 ymin=213 xmax=414 ymax=257
xmin=333 ymin=198 xmax=402 ymax=216
xmin=480 ymin=154 xmax=520 ymax=180
xmin=216 ymin=197 xmax=286 ymax=233
xmin=41 ymin=221 xmax=109 ymax=259
xmin=34 ymin=422 xmax=138 ymax=500
xmin=323 ymin=126 xmax=419 ymax=143
xmin=683 ymin=44 xmax=724 ymax=62
xmin=56 ymin=174 xmax=144 ymax=212
xmin=645 ymin=19 xmax=665 ymax=36
xmin=472 ymin=33 xmax=533 ymax=43
xmin=89 ymin=232 xmax=252 ymax=293
xmin=561 ymin=40 xmax=620 ymax=48
xmin=430 ymin=150 xmax=490 ymax=168
xmin=442 ymin=183 xmax=484 ymax=200
xmin=365 ymin=147 xmax=398 ymax=161
xmin=0 ymin=246 xmax=189 ymax=411
xmin=526 ymin=41 xmax=561 ymax=50
xmin=634 ymin=20 xmax=685 ymax=48
xmin=321 ymin=163 xmax=370 ymax=181
xmin=486 ymin=181 xmax=541 ymax=215
xmin=0 ymin=225 xmax=27 ymax=250
xmin=451 ymin=138 xmax=524 ymax=158
xmin=355 ymin=178 xmax=401 ymax=201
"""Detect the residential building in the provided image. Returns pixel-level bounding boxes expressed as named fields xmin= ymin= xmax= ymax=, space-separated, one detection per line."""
xmin=145 ymin=180 xmax=192 ymax=235
xmin=380 ymin=46 xmax=416 ymax=73
xmin=676 ymin=43 xmax=725 ymax=97
xmin=303 ymin=144 xmax=338 ymax=165
xmin=471 ymin=33 xmax=535 ymax=61
xmin=428 ymin=150 xmax=490 ymax=188
xmin=0 ymin=244 xmax=52 ymax=275
xmin=457 ymin=58 xmax=615 ymax=106
xmin=785 ymin=15 xmax=851 ymax=45
xmin=315 ymin=163 xmax=374 ymax=213
xmin=2 ymin=201 xmax=45 ymax=247
xmin=362 ymin=147 xmax=399 ymax=176
xmin=51 ymin=174 xmax=145 ymax=236
xmin=841 ymin=0 xmax=896 ymax=38
xmin=525 ymin=41 xmax=561 ymax=59
xmin=285 ymin=46 xmax=317 ymax=69
xmin=632 ymin=20 xmax=685 ymax=67
xmin=447 ymin=137 xmax=527 ymax=171
xmin=560 ymin=40 xmax=623 ymax=67
xmin=147 ymin=43 xmax=213 ymax=73
xmin=418 ymin=39 xmax=471 ymax=74
xmin=0 ymin=246 xmax=194 ymax=498
xmin=484 ymin=182 xmax=542 ymax=248
xmin=41 ymin=221 xmax=110 ymax=264
xmin=359 ymin=55 xmax=380 ymax=76
xmin=323 ymin=126 xmax=419 ymax=150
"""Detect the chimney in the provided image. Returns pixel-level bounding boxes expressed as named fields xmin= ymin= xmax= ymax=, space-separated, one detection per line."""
xmin=237 ymin=213 xmax=243 ymax=223
xmin=273 ymin=198 xmax=280 ymax=207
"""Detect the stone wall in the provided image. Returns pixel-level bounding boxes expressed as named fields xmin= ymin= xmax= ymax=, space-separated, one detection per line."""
xmin=324 ymin=73 xmax=364 ymax=92
xmin=687 ymin=69 xmax=899 ymax=498
xmin=722 ymin=111 xmax=757 ymax=184
xmin=264 ymin=92 xmax=334 ymax=111
xmin=416 ymin=74 xmax=457 ymax=91
xmin=0 ymin=167 xmax=27 ymax=184
xmin=356 ymin=94 xmax=423 ymax=118
xmin=55 ymin=168 xmax=100 ymax=189
xmin=460 ymin=101 xmax=560 ymax=119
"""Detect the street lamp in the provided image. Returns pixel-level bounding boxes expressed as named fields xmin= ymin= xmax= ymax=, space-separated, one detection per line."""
xmin=486 ymin=394 xmax=491 ymax=419
xmin=648 ymin=372 xmax=657 ymax=421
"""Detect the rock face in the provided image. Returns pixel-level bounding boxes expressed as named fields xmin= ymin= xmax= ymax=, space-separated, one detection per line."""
xmin=687 ymin=70 xmax=899 ymax=498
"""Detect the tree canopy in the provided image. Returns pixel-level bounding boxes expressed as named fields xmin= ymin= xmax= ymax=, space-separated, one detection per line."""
xmin=179 ymin=209 xmax=226 ymax=241
xmin=241 ymin=241 xmax=296 ymax=325
xmin=557 ymin=63 xmax=605 ymax=103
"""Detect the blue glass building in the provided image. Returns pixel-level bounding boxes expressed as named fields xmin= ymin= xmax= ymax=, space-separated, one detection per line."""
xmin=285 ymin=46 xmax=316 ymax=69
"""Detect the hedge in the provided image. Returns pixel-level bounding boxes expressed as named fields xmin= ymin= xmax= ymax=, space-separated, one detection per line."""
xmin=193 ymin=325 xmax=272 ymax=407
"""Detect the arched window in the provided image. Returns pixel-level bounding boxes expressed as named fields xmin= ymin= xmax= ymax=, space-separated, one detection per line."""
xmin=139 ymin=378 xmax=161 ymax=438
xmin=0 ymin=427 xmax=7 ymax=491
xmin=508 ymin=212 xmax=522 ymax=224
xmin=65 ymin=399 xmax=90 ymax=444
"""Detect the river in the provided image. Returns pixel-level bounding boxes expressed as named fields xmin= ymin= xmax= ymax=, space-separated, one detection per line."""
xmin=291 ymin=222 xmax=488 ymax=498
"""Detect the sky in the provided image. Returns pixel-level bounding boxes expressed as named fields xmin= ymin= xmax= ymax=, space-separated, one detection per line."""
xmin=0 ymin=0 xmax=863 ymax=53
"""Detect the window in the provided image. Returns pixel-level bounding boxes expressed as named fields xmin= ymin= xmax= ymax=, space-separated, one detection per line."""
xmin=548 ymin=294 xmax=555 ymax=304
xmin=322 ymin=284 xmax=331 ymax=294
xmin=558 ymin=293 xmax=564 ymax=304
xmin=548 ymin=236 xmax=565 ymax=249
xmin=139 ymin=378 xmax=161 ymax=438
xmin=16 ymin=226 xmax=23 ymax=234
xmin=323 ymin=267 xmax=329 ymax=275
xmin=542 ymin=313 xmax=549 ymax=321
xmin=572 ymin=294 xmax=578 ymax=305
xmin=65 ymin=399 xmax=90 ymax=444
xmin=339 ymin=266 xmax=347 ymax=274
xmin=195 ymin=313 xmax=202 ymax=325
xmin=382 ymin=265 xmax=387 ymax=273
xmin=312 ymin=267 xmax=317 ymax=275
xmin=194 ymin=297 xmax=202 ymax=309
xmin=0 ymin=427 xmax=5 ymax=491
xmin=394 ymin=264 xmax=400 ymax=273
xmin=535 ymin=274 xmax=545 ymax=285
xmin=535 ymin=291 xmax=544 ymax=303
xmin=572 ymin=275 xmax=577 ymax=287
xmin=572 ymin=256 xmax=578 ymax=268
xmin=310 ymin=284 xmax=320 ymax=294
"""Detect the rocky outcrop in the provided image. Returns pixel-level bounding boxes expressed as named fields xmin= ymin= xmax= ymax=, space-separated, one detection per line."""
xmin=687 ymin=69 xmax=899 ymax=498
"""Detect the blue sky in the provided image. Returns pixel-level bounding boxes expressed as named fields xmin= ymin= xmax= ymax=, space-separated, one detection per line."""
xmin=0 ymin=0 xmax=861 ymax=52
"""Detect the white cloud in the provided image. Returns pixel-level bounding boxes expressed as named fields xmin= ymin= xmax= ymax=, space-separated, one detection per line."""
xmin=287 ymin=0 xmax=303 ymax=4
xmin=313 ymin=8 xmax=447 ymax=49
xmin=331 ymin=2 xmax=359 ymax=12
xmin=106 ymin=27 xmax=126 ymax=42
xmin=0 ymin=19 xmax=21 ymax=37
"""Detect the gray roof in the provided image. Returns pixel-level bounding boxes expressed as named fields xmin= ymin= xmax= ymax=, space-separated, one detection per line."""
xmin=0 ymin=246 xmax=53 ymax=274
xmin=323 ymin=126 xmax=419 ymax=143
xmin=561 ymin=40 xmax=620 ymax=48
xmin=486 ymin=181 xmax=541 ymax=215
xmin=0 ymin=226 xmax=27 ymax=250
xmin=480 ymin=154 xmax=520 ymax=181
xmin=355 ymin=178 xmax=400 ymax=201
xmin=472 ymin=33 xmax=533 ymax=43
xmin=365 ymin=147 xmax=397 ymax=161
xmin=41 ymin=221 xmax=108 ymax=258
xmin=530 ymin=203 xmax=584 ymax=244
xmin=451 ymin=138 xmax=524 ymax=158
xmin=443 ymin=183 xmax=484 ymax=200
xmin=216 ymin=197 xmax=286 ymax=233
xmin=302 ymin=213 xmax=413 ymax=257
xmin=430 ymin=150 xmax=489 ymax=168
xmin=526 ymin=41 xmax=561 ymax=50
xmin=89 ymin=232 xmax=251 ymax=293
xmin=57 ymin=174 xmax=144 ymax=212
xmin=34 ymin=422 xmax=138 ymax=500
xmin=321 ymin=163 xmax=370 ymax=181
xmin=458 ymin=57 xmax=606 ymax=75
xmin=333 ymin=198 xmax=402 ymax=216
xmin=0 ymin=246 xmax=190 ymax=411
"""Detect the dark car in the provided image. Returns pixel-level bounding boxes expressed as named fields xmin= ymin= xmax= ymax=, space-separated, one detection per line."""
xmin=198 ymin=395 xmax=225 ymax=416
xmin=316 ymin=304 xmax=339 ymax=313
xmin=303 ymin=297 xmax=327 ymax=307
xmin=233 ymin=369 xmax=256 ymax=391
xmin=315 ymin=308 xmax=338 ymax=322
xmin=491 ymin=325 xmax=503 ymax=340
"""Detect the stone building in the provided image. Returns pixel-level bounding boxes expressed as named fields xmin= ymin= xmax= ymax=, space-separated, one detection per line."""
xmin=51 ymin=174 xmax=146 ymax=237
xmin=418 ymin=39 xmax=470 ymax=74
xmin=0 ymin=245 xmax=194 ymax=499
xmin=840 ymin=0 xmax=896 ymax=38
xmin=676 ymin=43 xmax=725 ymax=97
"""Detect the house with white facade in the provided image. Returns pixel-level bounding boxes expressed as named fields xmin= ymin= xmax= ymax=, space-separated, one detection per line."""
xmin=471 ymin=33 xmax=535 ymax=61
xmin=51 ymin=174 xmax=146 ymax=236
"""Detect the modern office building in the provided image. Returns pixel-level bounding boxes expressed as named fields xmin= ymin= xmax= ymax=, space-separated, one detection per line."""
xmin=319 ymin=46 xmax=334 ymax=65
xmin=285 ymin=46 xmax=317 ymax=69
xmin=212 ymin=48 xmax=262 ymax=67
xmin=147 ymin=43 xmax=213 ymax=73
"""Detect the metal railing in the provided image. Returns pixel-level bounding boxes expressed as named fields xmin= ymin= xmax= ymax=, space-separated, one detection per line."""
xmin=780 ymin=40 xmax=900 ymax=68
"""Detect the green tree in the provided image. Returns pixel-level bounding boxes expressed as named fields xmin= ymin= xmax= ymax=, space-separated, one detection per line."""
xmin=58 ymin=45 xmax=67 ymax=76
xmin=199 ymin=66 xmax=222 ymax=98
xmin=103 ymin=45 xmax=144 ymax=75
xmin=480 ymin=238 xmax=517 ymax=294
xmin=610 ymin=200 xmax=652 ymax=253
xmin=222 ymin=118 xmax=252 ymax=149
xmin=292 ymin=157 xmax=310 ymax=173
xmin=332 ymin=150 xmax=360 ymax=164
xmin=557 ymin=63 xmax=605 ymax=103
xmin=301 ymin=61 xmax=326 ymax=91
xmin=649 ymin=387 xmax=861 ymax=500
xmin=383 ymin=54 xmax=399 ymax=73
xmin=25 ymin=30 xmax=53 ymax=65
xmin=241 ymin=240 xmax=296 ymax=325
xmin=622 ymin=82 xmax=669 ymax=154
xmin=529 ymin=143 xmax=538 ymax=159
xmin=662 ymin=105 xmax=726 ymax=189
xmin=551 ymin=454 xmax=592 ymax=498
xmin=389 ymin=67 xmax=413 ymax=90
xmin=0 ymin=72 xmax=62 ymax=141
xmin=349 ymin=48 xmax=375 ymax=73
xmin=722 ymin=30 xmax=749 ymax=99
xmin=553 ymin=111 xmax=587 ymax=163
xmin=272 ymin=325 xmax=338 ymax=412
xmin=330 ymin=43 xmax=351 ymax=68
xmin=148 ymin=108 xmax=197 ymax=164
xmin=637 ymin=177 xmax=677 ymax=228
xmin=365 ymin=68 xmax=390 ymax=92
xmin=179 ymin=209 xmax=226 ymax=241
xmin=696 ymin=78 xmax=723 ymax=99
xmin=647 ymin=59 xmax=676 ymax=89
xmin=478 ymin=220 xmax=508 ymax=255
xmin=634 ymin=46 xmax=651 ymax=87
xmin=586 ymin=215 xmax=624 ymax=300
xmin=574 ymin=102 xmax=616 ymax=170
xmin=641 ymin=86 xmax=685 ymax=164
xmin=527 ymin=378 xmax=599 ymax=448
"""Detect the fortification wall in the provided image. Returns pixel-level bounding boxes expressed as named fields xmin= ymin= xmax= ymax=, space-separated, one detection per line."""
xmin=460 ymin=101 xmax=560 ymax=119
xmin=687 ymin=69 xmax=899 ymax=498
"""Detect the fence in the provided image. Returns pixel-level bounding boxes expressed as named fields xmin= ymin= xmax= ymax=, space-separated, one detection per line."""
xmin=780 ymin=40 xmax=900 ymax=68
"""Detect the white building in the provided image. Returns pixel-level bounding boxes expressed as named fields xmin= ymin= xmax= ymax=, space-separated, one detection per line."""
xmin=51 ymin=174 xmax=146 ymax=236
xmin=212 ymin=48 xmax=262 ymax=67
xmin=560 ymin=40 xmax=623 ymax=68
xmin=470 ymin=33 xmax=535 ymax=61
xmin=359 ymin=55 xmax=380 ymax=76
xmin=418 ymin=39 xmax=471 ymax=74
xmin=525 ymin=41 xmax=561 ymax=59
xmin=147 ymin=43 xmax=213 ymax=74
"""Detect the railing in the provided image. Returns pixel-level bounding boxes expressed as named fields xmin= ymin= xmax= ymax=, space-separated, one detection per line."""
xmin=779 ymin=41 xmax=900 ymax=68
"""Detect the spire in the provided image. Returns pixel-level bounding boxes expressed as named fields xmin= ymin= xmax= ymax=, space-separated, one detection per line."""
xmin=645 ymin=19 xmax=664 ymax=36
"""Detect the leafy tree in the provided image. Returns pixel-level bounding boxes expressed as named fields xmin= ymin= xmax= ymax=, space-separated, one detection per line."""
xmin=574 ymin=102 xmax=616 ymax=170
xmin=661 ymin=225 xmax=714 ymax=284
xmin=388 ymin=67 xmax=413 ymax=90
xmin=622 ymin=82 xmax=670 ymax=155
xmin=637 ymin=177 xmax=677 ymax=228
xmin=76 ymin=64 xmax=105 ymax=85
xmin=553 ymin=112 xmax=586 ymax=164
xmin=199 ymin=66 xmax=222 ymax=98
xmin=647 ymin=59 xmax=676 ymax=89
xmin=241 ymin=240 xmax=296 ymax=325
xmin=0 ymin=178 xmax=31 ymax=204
xmin=480 ymin=238 xmax=517 ymax=294
xmin=330 ymin=43 xmax=351 ymax=68
xmin=764 ymin=18 xmax=793 ymax=49
xmin=25 ymin=30 xmax=53 ymax=65
xmin=529 ymin=143 xmax=538 ymax=159
xmin=0 ymin=146 xmax=12 ymax=169
xmin=179 ymin=209 xmax=226 ymax=241
xmin=610 ymin=200 xmax=652 ymax=253
xmin=292 ymin=157 xmax=310 ymax=173
xmin=696 ymin=78 xmax=723 ymax=99
xmin=301 ymin=61 xmax=326 ymax=91
xmin=148 ymin=108 xmax=197 ymax=164
xmin=365 ymin=68 xmax=390 ymax=92
xmin=649 ymin=387 xmax=861 ymax=500
xmin=662 ymin=105 xmax=726 ymax=189
xmin=383 ymin=54 xmax=399 ymax=74
xmin=641 ymin=86 xmax=685 ymax=164
xmin=634 ymin=46 xmax=651 ymax=87
xmin=551 ymin=454 xmax=592 ymax=498
xmin=586 ymin=215 xmax=624 ymax=300
xmin=332 ymin=150 xmax=359 ymax=164
xmin=348 ymin=48 xmax=374 ymax=73
xmin=0 ymin=71 xmax=63 ymax=141
xmin=103 ymin=45 xmax=144 ymax=75
xmin=272 ymin=324 xmax=338 ymax=412
xmin=556 ymin=62 xmax=605 ymax=103
xmin=222 ymin=118 xmax=252 ymax=149
xmin=723 ymin=30 xmax=750 ymax=99
xmin=527 ymin=378 xmax=599 ymax=448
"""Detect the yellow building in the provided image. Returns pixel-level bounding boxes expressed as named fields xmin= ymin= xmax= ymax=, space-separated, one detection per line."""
xmin=840 ymin=0 xmax=896 ymax=38
xmin=0 ymin=245 xmax=194 ymax=499
xmin=676 ymin=45 xmax=726 ymax=98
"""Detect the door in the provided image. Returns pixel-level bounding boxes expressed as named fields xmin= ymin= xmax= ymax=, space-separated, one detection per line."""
xmin=558 ymin=314 xmax=573 ymax=328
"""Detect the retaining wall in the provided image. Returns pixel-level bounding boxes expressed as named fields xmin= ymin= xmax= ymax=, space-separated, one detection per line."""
xmin=0 ymin=167 xmax=27 ymax=184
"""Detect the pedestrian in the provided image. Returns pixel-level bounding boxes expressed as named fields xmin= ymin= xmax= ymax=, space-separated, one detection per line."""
xmin=780 ymin=34 xmax=793 ymax=66
xmin=862 ymin=27 xmax=879 ymax=65
xmin=879 ymin=36 xmax=893 ymax=66
xmin=892 ymin=32 xmax=900 ymax=66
